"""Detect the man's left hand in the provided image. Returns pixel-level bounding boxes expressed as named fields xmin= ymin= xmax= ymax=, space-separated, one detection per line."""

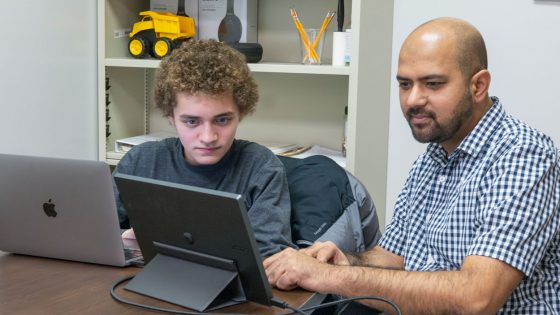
xmin=264 ymin=247 xmax=331 ymax=292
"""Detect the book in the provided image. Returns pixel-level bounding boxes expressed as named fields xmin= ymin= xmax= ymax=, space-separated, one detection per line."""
xmin=257 ymin=142 xmax=302 ymax=155
xmin=106 ymin=151 xmax=126 ymax=160
xmin=277 ymin=145 xmax=312 ymax=157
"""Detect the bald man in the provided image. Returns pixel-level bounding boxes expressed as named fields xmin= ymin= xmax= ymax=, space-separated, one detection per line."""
xmin=264 ymin=18 xmax=559 ymax=314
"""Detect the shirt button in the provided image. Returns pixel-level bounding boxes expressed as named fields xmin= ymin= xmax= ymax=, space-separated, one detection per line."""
xmin=427 ymin=255 xmax=435 ymax=264
xmin=438 ymin=175 xmax=447 ymax=183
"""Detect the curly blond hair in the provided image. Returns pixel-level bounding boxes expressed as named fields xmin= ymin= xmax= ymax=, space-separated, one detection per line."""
xmin=154 ymin=39 xmax=258 ymax=118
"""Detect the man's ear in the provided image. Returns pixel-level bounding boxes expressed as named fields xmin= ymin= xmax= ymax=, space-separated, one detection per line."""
xmin=167 ymin=115 xmax=175 ymax=126
xmin=470 ymin=69 xmax=491 ymax=103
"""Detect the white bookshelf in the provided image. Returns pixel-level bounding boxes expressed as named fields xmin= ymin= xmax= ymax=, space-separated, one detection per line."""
xmin=106 ymin=58 xmax=350 ymax=75
xmin=98 ymin=0 xmax=394 ymax=225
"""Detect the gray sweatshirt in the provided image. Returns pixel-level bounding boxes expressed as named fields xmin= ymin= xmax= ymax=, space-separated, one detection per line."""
xmin=112 ymin=138 xmax=295 ymax=256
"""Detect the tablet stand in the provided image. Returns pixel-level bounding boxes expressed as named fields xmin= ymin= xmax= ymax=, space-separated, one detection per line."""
xmin=125 ymin=241 xmax=246 ymax=312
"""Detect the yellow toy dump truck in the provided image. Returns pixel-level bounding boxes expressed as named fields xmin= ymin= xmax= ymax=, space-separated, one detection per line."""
xmin=128 ymin=11 xmax=196 ymax=59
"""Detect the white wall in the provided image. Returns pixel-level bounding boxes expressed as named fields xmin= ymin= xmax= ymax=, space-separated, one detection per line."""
xmin=0 ymin=0 xmax=97 ymax=159
xmin=386 ymin=0 xmax=560 ymax=226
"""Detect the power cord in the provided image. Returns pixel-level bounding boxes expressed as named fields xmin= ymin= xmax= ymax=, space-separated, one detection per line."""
xmin=270 ymin=297 xmax=306 ymax=314
xmin=294 ymin=295 xmax=402 ymax=315
xmin=111 ymin=275 xmax=401 ymax=315
xmin=110 ymin=275 xmax=299 ymax=315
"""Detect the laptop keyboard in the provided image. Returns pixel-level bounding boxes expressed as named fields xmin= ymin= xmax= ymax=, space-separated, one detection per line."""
xmin=124 ymin=248 xmax=143 ymax=262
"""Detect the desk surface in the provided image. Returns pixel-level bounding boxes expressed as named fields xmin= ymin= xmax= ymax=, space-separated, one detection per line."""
xmin=0 ymin=251 xmax=323 ymax=315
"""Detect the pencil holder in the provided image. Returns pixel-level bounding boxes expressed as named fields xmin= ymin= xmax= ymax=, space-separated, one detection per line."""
xmin=299 ymin=28 xmax=325 ymax=65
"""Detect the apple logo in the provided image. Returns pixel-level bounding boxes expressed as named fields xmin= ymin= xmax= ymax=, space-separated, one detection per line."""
xmin=42 ymin=199 xmax=58 ymax=217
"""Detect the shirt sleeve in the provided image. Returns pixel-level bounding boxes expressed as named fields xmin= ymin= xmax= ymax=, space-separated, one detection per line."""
xmin=112 ymin=148 xmax=137 ymax=229
xmin=378 ymin=162 xmax=418 ymax=257
xmin=246 ymin=155 xmax=296 ymax=257
xmin=467 ymin=144 xmax=560 ymax=276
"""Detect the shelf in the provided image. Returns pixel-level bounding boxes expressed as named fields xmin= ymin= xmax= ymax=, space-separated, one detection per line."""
xmin=105 ymin=58 xmax=160 ymax=68
xmin=105 ymin=58 xmax=350 ymax=75
xmin=250 ymin=63 xmax=349 ymax=75
xmin=100 ymin=0 xmax=394 ymax=230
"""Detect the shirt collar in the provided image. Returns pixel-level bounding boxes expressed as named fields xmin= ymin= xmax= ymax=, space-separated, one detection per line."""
xmin=427 ymin=96 xmax=504 ymax=164
xmin=176 ymin=138 xmax=236 ymax=173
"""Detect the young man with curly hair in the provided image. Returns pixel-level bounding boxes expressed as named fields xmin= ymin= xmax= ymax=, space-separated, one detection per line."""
xmin=113 ymin=39 xmax=295 ymax=257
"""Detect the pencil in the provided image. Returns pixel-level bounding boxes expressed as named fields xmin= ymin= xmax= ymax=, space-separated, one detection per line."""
xmin=312 ymin=10 xmax=335 ymax=52
xmin=291 ymin=8 xmax=319 ymax=63
xmin=291 ymin=8 xmax=320 ymax=63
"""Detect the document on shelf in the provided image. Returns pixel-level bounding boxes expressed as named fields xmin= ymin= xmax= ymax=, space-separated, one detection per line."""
xmin=115 ymin=132 xmax=176 ymax=153
xmin=257 ymin=141 xmax=303 ymax=155
xmin=106 ymin=151 xmax=125 ymax=160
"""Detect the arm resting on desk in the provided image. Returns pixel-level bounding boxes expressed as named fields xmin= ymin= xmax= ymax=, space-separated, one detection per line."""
xmin=265 ymin=245 xmax=523 ymax=315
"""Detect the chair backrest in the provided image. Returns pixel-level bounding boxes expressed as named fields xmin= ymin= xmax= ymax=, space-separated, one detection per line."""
xmin=317 ymin=170 xmax=382 ymax=252
xmin=278 ymin=155 xmax=381 ymax=253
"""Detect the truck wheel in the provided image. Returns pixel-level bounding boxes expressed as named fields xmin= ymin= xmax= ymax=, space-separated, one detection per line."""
xmin=153 ymin=38 xmax=173 ymax=59
xmin=129 ymin=36 xmax=148 ymax=58
xmin=153 ymin=38 xmax=172 ymax=59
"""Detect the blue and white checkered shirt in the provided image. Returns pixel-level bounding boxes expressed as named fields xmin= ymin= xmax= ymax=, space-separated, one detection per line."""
xmin=379 ymin=97 xmax=560 ymax=314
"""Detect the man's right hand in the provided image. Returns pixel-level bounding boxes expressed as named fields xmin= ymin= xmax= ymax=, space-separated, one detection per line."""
xmin=300 ymin=241 xmax=350 ymax=266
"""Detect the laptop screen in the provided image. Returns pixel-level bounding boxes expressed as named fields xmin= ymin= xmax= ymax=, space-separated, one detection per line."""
xmin=0 ymin=153 xmax=132 ymax=266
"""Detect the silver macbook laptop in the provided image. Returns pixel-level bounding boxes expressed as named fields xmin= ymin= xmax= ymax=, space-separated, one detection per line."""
xmin=0 ymin=153 xmax=142 ymax=266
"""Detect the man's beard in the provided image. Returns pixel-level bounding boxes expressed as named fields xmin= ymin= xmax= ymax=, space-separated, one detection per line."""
xmin=406 ymin=91 xmax=473 ymax=144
